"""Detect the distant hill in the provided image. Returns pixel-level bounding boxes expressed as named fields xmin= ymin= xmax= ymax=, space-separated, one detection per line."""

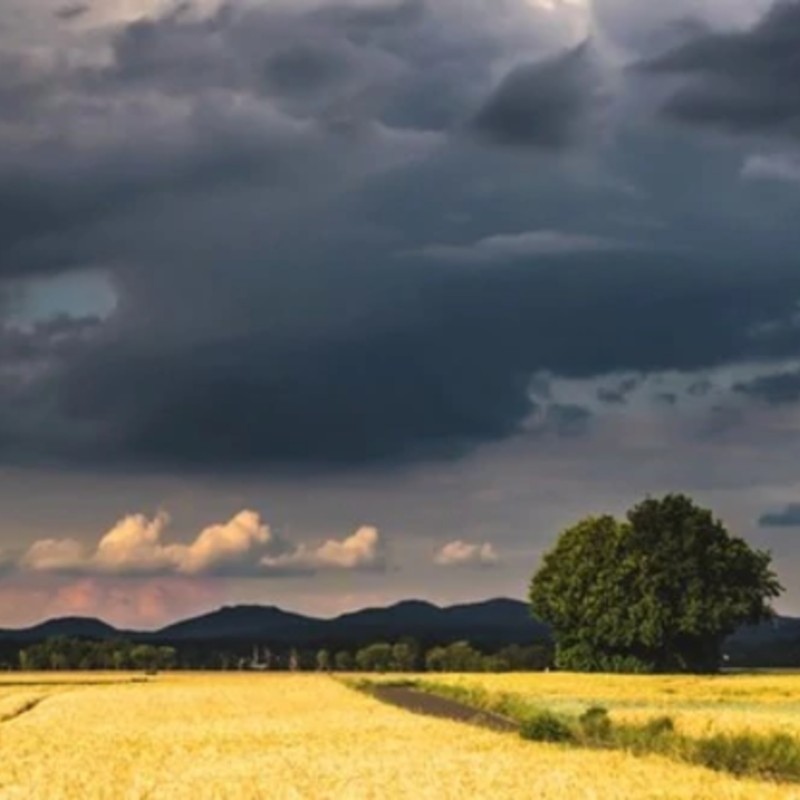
xmin=0 ymin=598 xmax=547 ymax=648
xmin=0 ymin=602 xmax=797 ymax=664
xmin=0 ymin=617 xmax=122 ymax=642
xmin=330 ymin=598 xmax=547 ymax=646
xmin=728 ymin=616 xmax=800 ymax=645
xmin=153 ymin=598 xmax=548 ymax=648
xmin=724 ymin=616 xmax=800 ymax=667
xmin=156 ymin=605 xmax=323 ymax=642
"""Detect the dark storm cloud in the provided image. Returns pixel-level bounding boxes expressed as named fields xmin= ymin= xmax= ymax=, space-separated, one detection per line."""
xmin=597 ymin=376 xmax=640 ymax=405
xmin=0 ymin=107 xmax=319 ymax=279
xmin=0 ymin=315 xmax=105 ymax=464
xmin=640 ymin=1 xmax=800 ymax=139
xmin=43 ymin=252 xmax=800 ymax=469
xmin=0 ymin=51 xmax=59 ymax=120
xmin=55 ymin=317 xmax=536 ymax=466
xmin=0 ymin=0 xmax=562 ymax=276
xmin=734 ymin=369 xmax=800 ymax=405
xmin=2 ymin=0 xmax=800 ymax=471
xmin=0 ymin=0 xmax=569 ymax=467
xmin=597 ymin=387 xmax=626 ymax=404
xmin=90 ymin=0 xmax=494 ymax=128
xmin=55 ymin=3 xmax=90 ymax=21
xmin=263 ymin=44 xmax=355 ymax=96
xmin=0 ymin=316 xmax=101 ymax=362
xmin=687 ymin=378 xmax=714 ymax=397
xmin=655 ymin=392 xmax=678 ymax=406
xmin=472 ymin=43 xmax=599 ymax=149
xmin=759 ymin=503 xmax=800 ymax=527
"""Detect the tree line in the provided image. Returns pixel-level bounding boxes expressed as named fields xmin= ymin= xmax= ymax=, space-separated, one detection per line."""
xmin=9 ymin=637 xmax=551 ymax=673
xmin=17 ymin=638 xmax=177 ymax=671
xmin=320 ymin=640 xmax=550 ymax=672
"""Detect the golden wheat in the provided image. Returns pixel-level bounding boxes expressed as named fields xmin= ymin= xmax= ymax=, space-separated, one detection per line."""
xmin=0 ymin=673 xmax=796 ymax=799
xmin=429 ymin=672 xmax=800 ymax=737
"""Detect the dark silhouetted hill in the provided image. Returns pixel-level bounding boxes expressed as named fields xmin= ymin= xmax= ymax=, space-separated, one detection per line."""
xmin=0 ymin=601 xmax=797 ymax=665
xmin=0 ymin=599 xmax=546 ymax=648
xmin=0 ymin=617 xmax=122 ymax=642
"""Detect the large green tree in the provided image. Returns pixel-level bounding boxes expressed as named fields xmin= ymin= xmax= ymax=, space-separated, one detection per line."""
xmin=529 ymin=494 xmax=782 ymax=673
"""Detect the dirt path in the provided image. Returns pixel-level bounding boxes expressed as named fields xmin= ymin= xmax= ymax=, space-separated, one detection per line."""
xmin=370 ymin=685 xmax=519 ymax=733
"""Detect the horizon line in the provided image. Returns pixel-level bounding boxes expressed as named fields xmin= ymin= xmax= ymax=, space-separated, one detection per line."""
xmin=0 ymin=594 xmax=529 ymax=633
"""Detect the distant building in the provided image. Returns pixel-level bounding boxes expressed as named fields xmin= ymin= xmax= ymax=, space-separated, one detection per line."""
xmin=248 ymin=645 xmax=272 ymax=671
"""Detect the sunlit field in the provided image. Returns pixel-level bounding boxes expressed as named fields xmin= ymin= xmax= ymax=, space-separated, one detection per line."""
xmin=0 ymin=674 xmax=797 ymax=799
xmin=426 ymin=672 xmax=800 ymax=739
xmin=0 ymin=673 xmax=136 ymax=724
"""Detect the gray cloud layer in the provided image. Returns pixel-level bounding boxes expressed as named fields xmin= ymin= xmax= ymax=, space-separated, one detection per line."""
xmin=0 ymin=0 xmax=799 ymax=471
xmin=759 ymin=503 xmax=800 ymax=528
xmin=472 ymin=42 xmax=600 ymax=149
xmin=640 ymin=1 xmax=800 ymax=140
xmin=735 ymin=369 xmax=800 ymax=405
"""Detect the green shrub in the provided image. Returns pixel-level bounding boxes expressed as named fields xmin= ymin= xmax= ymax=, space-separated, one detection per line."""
xmin=613 ymin=715 xmax=677 ymax=755
xmin=554 ymin=643 xmax=655 ymax=674
xmin=520 ymin=711 xmax=575 ymax=743
xmin=355 ymin=678 xmax=800 ymax=784
xmin=692 ymin=732 xmax=800 ymax=781
xmin=578 ymin=706 xmax=612 ymax=743
xmin=638 ymin=716 xmax=676 ymax=752
xmin=642 ymin=716 xmax=675 ymax=738
xmin=601 ymin=654 xmax=655 ymax=674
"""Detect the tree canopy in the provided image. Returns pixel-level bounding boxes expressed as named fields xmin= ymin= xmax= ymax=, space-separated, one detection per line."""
xmin=529 ymin=494 xmax=782 ymax=673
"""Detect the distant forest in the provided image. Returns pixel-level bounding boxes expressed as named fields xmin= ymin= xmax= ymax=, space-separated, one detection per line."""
xmin=5 ymin=637 xmax=552 ymax=673
xmin=3 ymin=630 xmax=800 ymax=672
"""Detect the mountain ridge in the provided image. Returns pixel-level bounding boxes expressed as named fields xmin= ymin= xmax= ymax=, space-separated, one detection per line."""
xmin=0 ymin=598 xmax=545 ymax=645
xmin=0 ymin=600 xmax=796 ymax=654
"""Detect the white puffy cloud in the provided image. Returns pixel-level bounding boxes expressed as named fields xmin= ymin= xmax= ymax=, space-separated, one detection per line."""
xmin=261 ymin=525 xmax=385 ymax=572
xmin=92 ymin=509 xmax=273 ymax=575
xmin=20 ymin=511 xmax=383 ymax=576
xmin=22 ymin=510 xmax=272 ymax=576
xmin=170 ymin=510 xmax=273 ymax=575
xmin=434 ymin=540 xmax=499 ymax=567
xmin=315 ymin=525 xmax=382 ymax=568
xmin=91 ymin=511 xmax=176 ymax=574
xmin=20 ymin=537 xmax=86 ymax=572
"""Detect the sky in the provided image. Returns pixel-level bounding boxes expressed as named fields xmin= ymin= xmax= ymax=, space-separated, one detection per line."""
xmin=1 ymin=0 xmax=800 ymax=628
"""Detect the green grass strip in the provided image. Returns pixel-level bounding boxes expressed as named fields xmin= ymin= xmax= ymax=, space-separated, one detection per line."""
xmin=361 ymin=678 xmax=800 ymax=784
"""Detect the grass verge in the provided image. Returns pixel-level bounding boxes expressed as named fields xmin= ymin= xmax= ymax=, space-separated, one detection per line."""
xmin=352 ymin=677 xmax=800 ymax=784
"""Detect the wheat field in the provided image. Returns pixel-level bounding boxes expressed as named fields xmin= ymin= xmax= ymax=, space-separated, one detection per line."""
xmin=426 ymin=672 xmax=800 ymax=739
xmin=0 ymin=673 xmax=797 ymax=799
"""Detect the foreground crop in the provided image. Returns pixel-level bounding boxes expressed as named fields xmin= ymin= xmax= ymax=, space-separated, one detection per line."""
xmin=360 ymin=672 xmax=800 ymax=786
xmin=0 ymin=673 xmax=797 ymax=799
